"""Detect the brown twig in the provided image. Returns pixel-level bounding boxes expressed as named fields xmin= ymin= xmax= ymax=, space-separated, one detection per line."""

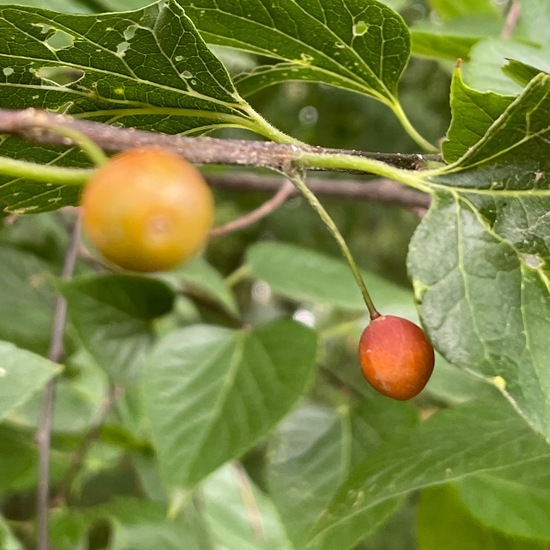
xmin=210 ymin=180 xmax=295 ymax=236
xmin=0 ymin=108 xmax=439 ymax=172
xmin=206 ymin=172 xmax=430 ymax=209
xmin=35 ymin=215 xmax=81 ymax=550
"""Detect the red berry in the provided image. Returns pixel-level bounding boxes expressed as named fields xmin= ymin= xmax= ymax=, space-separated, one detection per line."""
xmin=358 ymin=315 xmax=435 ymax=400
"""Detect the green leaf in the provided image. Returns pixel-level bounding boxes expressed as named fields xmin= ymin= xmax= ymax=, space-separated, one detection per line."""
xmin=266 ymin=399 xmax=417 ymax=548
xmin=441 ymin=67 xmax=514 ymax=164
xmin=418 ymin=485 xmax=550 ymax=550
xmin=0 ymin=423 xmax=70 ymax=493
xmin=169 ymin=256 xmax=239 ymax=317
xmin=437 ymin=69 xmax=550 ymax=185
xmin=144 ymin=318 xmax=318 ymax=490
xmin=97 ymin=1 xmax=155 ymax=11
xmin=49 ymin=508 xmax=89 ymax=550
xmin=202 ymin=463 xmax=290 ymax=550
xmin=460 ymin=1 xmax=550 ymax=94
xmin=309 ymin=398 xmax=550 ymax=549
xmin=181 ymin=0 xmax=410 ymax=105
xmin=423 ymin=352 xmax=496 ymax=405
xmin=92 ymin=498 xmax=202 ymax=550
xmin=0 ymin=425 xmax=37 ymax=493
xmin=0 ymin=245 xmax=55 ymax=355
xmin=0 ymin=514 xmax=23 ymax=550
xmin=0 ymin=0 xmax=91 ymax=12
xmin=411 ymin=29 xmax=479 ymax=62
xmin=430 ymin=0 xmax=500 ymax=21
xmin=464 ymin=38 xmax=549 ymax=95
xmin=0 ymin=341 xmax=60 ymax=421
xmin=0 ymin=210 xmax=69 ymax=264
xmin=11 ymin=349 xmax=108 ymax=433
xmin=0 ymin=1 xmax=259 ymax=212
xmin=413 ymin=69 xmax=550 ymax=436
xmin=503 ymin=59 xmax=546 ymax=87
xmin=456 ymin=472 xmax=550 ymax=540
xmin=235 ymin=63 xmax=332 ymax=98
xmin=515 ymin=0 xmax=550 ymax=49
xmin=409 ymin=192 xmax=550 ymax=440
xmin=62 ymin=274 xmax=175 ymax=384
xmin=102 ymin=0 xmax=156 ymax=11
xmin=411 ymin=14 xmax=503 ymax=62
xmin=409 ymin=68 xmax=550 ymax=440
xmin=246 ymin=241 xmax=411 ymax=311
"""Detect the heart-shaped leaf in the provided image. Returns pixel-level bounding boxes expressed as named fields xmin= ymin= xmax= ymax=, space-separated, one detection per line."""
xmin=62 ymin=274 xmax=175 ymax=384
xmin=144 ymin=318 xmax=317 ymax=490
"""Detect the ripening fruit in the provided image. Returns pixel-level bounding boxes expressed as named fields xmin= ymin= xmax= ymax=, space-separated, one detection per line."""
xmin=358 ymin=315 xmax=435 ymax=400
xmin=81 ymin=147 xmax=214 ymax=272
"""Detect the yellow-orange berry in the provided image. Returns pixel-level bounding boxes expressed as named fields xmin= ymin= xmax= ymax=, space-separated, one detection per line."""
xmin=81 ymin=147 xmax=213 ymax=272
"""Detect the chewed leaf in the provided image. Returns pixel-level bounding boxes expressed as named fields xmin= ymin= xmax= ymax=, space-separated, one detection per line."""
xmin=0 ymin=2 xmax=248 ymax=129
xmin=0 ymin=1 xmax=259 ymax=212
xmin=181 ymin=0 xmax=410 ymax=105
xmin=441 ymin=68 xmax=514 ymax=164
xmin=409 ymin=192 xmax=550 ymax=441
xmin=437 ymin=68 xmax=550 ymax=188
xmin=406 ymin=68 xmax=550 ymax=443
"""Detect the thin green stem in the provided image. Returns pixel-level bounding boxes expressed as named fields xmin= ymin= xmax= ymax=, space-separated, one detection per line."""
xmin=0 ymin=119 xmax=105 ymax=190
xmin=295 ymin=151 xmax=434 ymax=194
xmin=46 ymin=124 xmax=108 ymax=166
xmin=286 ymin=170 xmax=380 ymax=319
xmin=241 ymin=105 xmax=306 ymax=145
xmin=76 ymin=105 xmax=304 ymax=146
xmin=390 ymin=100 xmax=438 ymax=154
xmin=225 ymin=264 xmax=251 ymax=288
xmin=0 ymin=156 xmax=93 ymax=184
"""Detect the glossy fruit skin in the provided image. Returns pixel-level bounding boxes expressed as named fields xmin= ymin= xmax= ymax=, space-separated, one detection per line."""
xmin=81 ymin=147 xmax=213 ymax=272
xmin=358 ymin=315 xmax=435 ymax=400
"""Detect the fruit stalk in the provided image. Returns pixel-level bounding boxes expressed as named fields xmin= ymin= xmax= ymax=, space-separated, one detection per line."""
xmin=286 ymin=170 xmax=380 ymax=319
